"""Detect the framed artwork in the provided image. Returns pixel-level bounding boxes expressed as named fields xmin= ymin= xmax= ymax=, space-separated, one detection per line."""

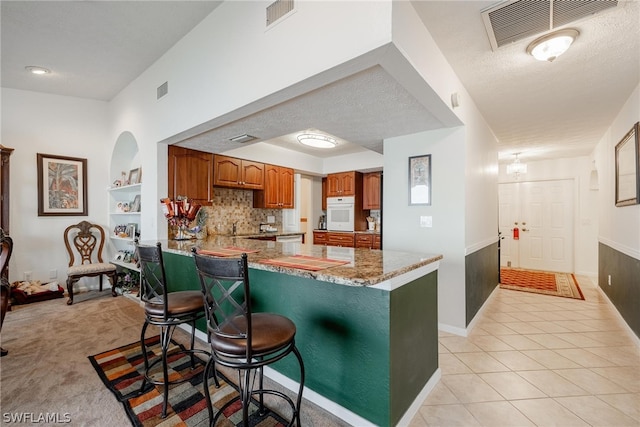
xmin=37 ymin=153 xmax=87 ymax=216
xmin=131 ymin=194 xmax=141 ymax=212
xmin=128 ymin=167 xmax=142 ymax=185
xmin=615 ymin=121 xmax=640 ymax=207
xmin=409 ymin=154 xmax=432 ymax=205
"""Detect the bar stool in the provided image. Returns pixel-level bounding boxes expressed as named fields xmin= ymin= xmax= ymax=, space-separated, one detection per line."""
xmin=192 ymin=249 xmax=305 ymax=427
xmin=136 ymin=242 xmax=213 ymax=418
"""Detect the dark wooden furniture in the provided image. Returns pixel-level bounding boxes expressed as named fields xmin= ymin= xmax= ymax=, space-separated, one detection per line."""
xmin=254 ymin=164 xmax=294 ymax=208
xmin=213 ymin=154 xmax=264 ymax=189
xmin=0 ymin=229 xmax=13 ymax=356
xmin=192 ymin=250 xmax=305 ymax=427
xmin=168 ymin=145 xmax=214 ymax=203
xmin=363 ymin=172 xmax=381 ymax=210
xmin=321 ymin=177 xmax=327 ymax=210
xmin=137 ymin=242 xmax=210 ymax=418
xmin=63 ymin=221 xmax=117 ymax=305
xmin=0 ymin=145 xmax=13 ymax=233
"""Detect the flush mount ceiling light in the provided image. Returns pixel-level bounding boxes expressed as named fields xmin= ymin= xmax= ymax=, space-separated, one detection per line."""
xmin=506 ymin=153 xmax=527 ymax=179
xmin=526 ymin=29 xmax=579 ymax=62
xmin=297 ymin=133 xmax=336 ymax=149
xmin=25 ymin=66 xmax=51 ymax=75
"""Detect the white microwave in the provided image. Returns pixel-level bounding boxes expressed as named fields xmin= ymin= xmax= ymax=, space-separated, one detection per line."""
xmin=326 ymin=196 xmax=355 ymax=231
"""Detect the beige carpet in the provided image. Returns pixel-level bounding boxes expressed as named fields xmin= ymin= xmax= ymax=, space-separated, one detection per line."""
xmin=0 ymin=291 xmax=347 ymax=426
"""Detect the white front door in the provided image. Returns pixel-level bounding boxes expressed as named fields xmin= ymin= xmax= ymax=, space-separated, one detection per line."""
xmin=498 ymin=183 xmax=520 ymax=268
xmin=499 ymin=180 xmax=574 ymax=272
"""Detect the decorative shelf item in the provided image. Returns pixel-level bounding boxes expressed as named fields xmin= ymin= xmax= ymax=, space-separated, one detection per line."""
xmin=160 ymin=196 xmax=201 ymax=240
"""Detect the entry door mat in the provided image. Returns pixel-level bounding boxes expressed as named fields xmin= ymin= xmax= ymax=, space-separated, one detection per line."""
xmin=88 ymin=336 xmax=287 ymax=426
xmin=197 ymin=247 xmax=260 ymax=257
xmin=500 ymin=268 xmax=585 ymax=300
xmin=261 ymin=255 xmax=349 ymax=271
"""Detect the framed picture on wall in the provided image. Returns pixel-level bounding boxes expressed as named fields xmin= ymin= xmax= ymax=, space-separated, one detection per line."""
xmin=409 ymin=154 xmax=432 ymax=205
xmin=37 ymin=153 xmax=88 ymax=216
xmin=615 ymin=121 xmax=640 ymax=207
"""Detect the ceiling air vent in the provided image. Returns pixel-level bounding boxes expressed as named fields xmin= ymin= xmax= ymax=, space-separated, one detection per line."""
xmin=266 ymin=0 xmax=294 ymax=27
xmin=481 ymin=0 xmax=617 ymax=50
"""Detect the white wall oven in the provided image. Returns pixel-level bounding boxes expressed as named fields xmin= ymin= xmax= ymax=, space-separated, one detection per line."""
xmin=326 ymin=196 xmax=355 ymax=231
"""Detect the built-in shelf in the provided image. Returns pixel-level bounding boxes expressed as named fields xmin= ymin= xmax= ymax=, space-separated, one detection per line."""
xmin=110 ymin=259 xmax=140 ymax=272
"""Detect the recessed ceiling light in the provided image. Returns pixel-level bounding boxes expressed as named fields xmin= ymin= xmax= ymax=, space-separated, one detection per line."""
xmin=297 ymin=133 xmax=337 ymax=149
xmin=25 ymin=66 xmax=51 ymax=75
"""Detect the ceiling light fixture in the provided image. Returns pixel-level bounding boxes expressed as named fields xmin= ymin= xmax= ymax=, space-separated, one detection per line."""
xmin=297 ymin=133 xmax=336 ymax=149
xmin=25 ymin=66 xmax=51 ymax=75
xmin=526 ymin=28 xmax=579 ymax=62
xmin=506 ymin=153 xmax=527 ymax=179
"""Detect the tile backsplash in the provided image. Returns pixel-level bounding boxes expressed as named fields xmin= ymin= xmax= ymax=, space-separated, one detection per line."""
xmin=199 ymin=188 xmax=282 ymax=235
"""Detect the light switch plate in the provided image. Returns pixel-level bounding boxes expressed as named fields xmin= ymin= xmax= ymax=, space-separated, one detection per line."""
xmin=267 ymin=215 xmax=275 ymax=224
xmin=420 ymin=216 xmax=433 ymax=228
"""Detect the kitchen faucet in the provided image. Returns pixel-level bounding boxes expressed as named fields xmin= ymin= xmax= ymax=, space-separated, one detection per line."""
xmin=232 ymin=222 xmax=237 ymax=236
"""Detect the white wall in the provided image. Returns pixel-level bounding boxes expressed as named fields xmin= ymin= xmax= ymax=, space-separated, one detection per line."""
xmin=107 ymin=0 xmax=394 ymax=240
xmin=594 ymin=83 xmax=640 ymax=260
xmin=1 ymin=88 xmax=110 ymax=287
xmin=384 ymin=128 xmax=467 ymax=330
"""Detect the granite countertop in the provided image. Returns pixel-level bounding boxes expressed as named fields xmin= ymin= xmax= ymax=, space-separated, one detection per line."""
xmin=156 ymin=234 xmax=442 ymax=287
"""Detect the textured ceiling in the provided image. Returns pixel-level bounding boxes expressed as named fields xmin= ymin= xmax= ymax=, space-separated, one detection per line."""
xmin=413 ymin=0 xmax=640 ymax=161
xmin=1 ymin=1 xmax=638 ymax=164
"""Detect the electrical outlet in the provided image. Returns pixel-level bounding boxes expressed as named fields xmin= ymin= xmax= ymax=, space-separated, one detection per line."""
xmin=24 ymin=271 xmax=32 ymax=281
xmin=420 ymin=216 xmax=433 ymax=228
xmin=608 ymin=275 xmax=611 ymax=286
xmin=267 ymin=215 xmax=275 ymax=224
xmin=49 ymin=269 xmax=57 ymax=279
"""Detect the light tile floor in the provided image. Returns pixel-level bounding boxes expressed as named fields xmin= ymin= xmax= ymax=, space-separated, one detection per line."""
xmin=410 ymin=275 xmax=640 ymax=427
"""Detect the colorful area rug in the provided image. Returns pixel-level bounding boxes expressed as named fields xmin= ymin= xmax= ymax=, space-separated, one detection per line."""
xmin=198 ymin=247 xmax=260 ymax=257
xmin=261 ymin=255 xmax=349 ymax=271
xmin=89 ymin=336 xmax=286 ymax=426
xmin=500 ymin=268 xmax=584 ymax=300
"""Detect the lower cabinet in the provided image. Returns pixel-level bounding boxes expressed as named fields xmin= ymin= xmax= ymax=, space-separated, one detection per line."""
xmin=355 ymin=232 xmax=381 ymax=249
xmin=327 ymin=232 xmax=355 ymax=248
xmin=313 ymin=231 xmax=328 ymax=245
xmin=314 ymin=231 xmax=380 ymax=249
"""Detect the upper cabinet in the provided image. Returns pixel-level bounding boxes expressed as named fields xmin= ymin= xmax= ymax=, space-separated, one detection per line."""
xmin=326 ymin=171 xmax=361 ymax=197
xmin=254 ymin=164 xmax=294 ymax=209
xmin=168 ymin=145 xmax=214 ymax=203
xmin=213 ymin=154 xmax=264 ymax=190
xmin=363 ymin=172 xmax=381 ymax=210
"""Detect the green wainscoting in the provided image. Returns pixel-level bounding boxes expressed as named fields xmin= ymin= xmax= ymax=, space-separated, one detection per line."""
xmin=163 ymin=251 xmax=439 ymax=426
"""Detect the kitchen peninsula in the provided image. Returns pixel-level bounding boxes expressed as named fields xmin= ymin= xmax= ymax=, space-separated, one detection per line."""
xmin=155 ymin=235 xmax=442 ymax=426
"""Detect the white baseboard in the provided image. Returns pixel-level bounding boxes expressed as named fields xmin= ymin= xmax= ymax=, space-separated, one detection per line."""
xmin=396 ymin=368 xmax=442 ymax=427
xmin=439 ymin=283 xmax=500 ymax=338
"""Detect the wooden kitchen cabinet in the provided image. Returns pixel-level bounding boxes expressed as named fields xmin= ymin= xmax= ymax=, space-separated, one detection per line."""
xmin=355 ymin=232 xmax=381 ymax=249
xmin=326 ymin=171 xmax=361 ymax=197
xmin=327 ymin=232 xmax=355 ymax=247
xmin=363 ymin=172 xmax=381 ymax=210
xmin=321 ymin=177 xmax=327 ymax=210
xmin=168 ymin=145 xmax=213 ymax=203
xmin=313 ymin=231 xmax=328 ymax=245
xmin=213 ymin=154 xmax=264 ymax=190
xmin=254 ymin=164 xmax=294 ymax=208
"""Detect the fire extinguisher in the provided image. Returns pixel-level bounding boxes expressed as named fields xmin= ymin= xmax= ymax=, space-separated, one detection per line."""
xmin=513 ymin=225 xmax=520 ymax=240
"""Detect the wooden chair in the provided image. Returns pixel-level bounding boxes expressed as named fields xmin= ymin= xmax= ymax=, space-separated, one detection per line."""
xmin=192 ymin=250 xmax=305 ymax=427
xmin=0 ymin=229 xmax=13 ymax=356
xmin=64 ymin=221 xmax=117 ymax=305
